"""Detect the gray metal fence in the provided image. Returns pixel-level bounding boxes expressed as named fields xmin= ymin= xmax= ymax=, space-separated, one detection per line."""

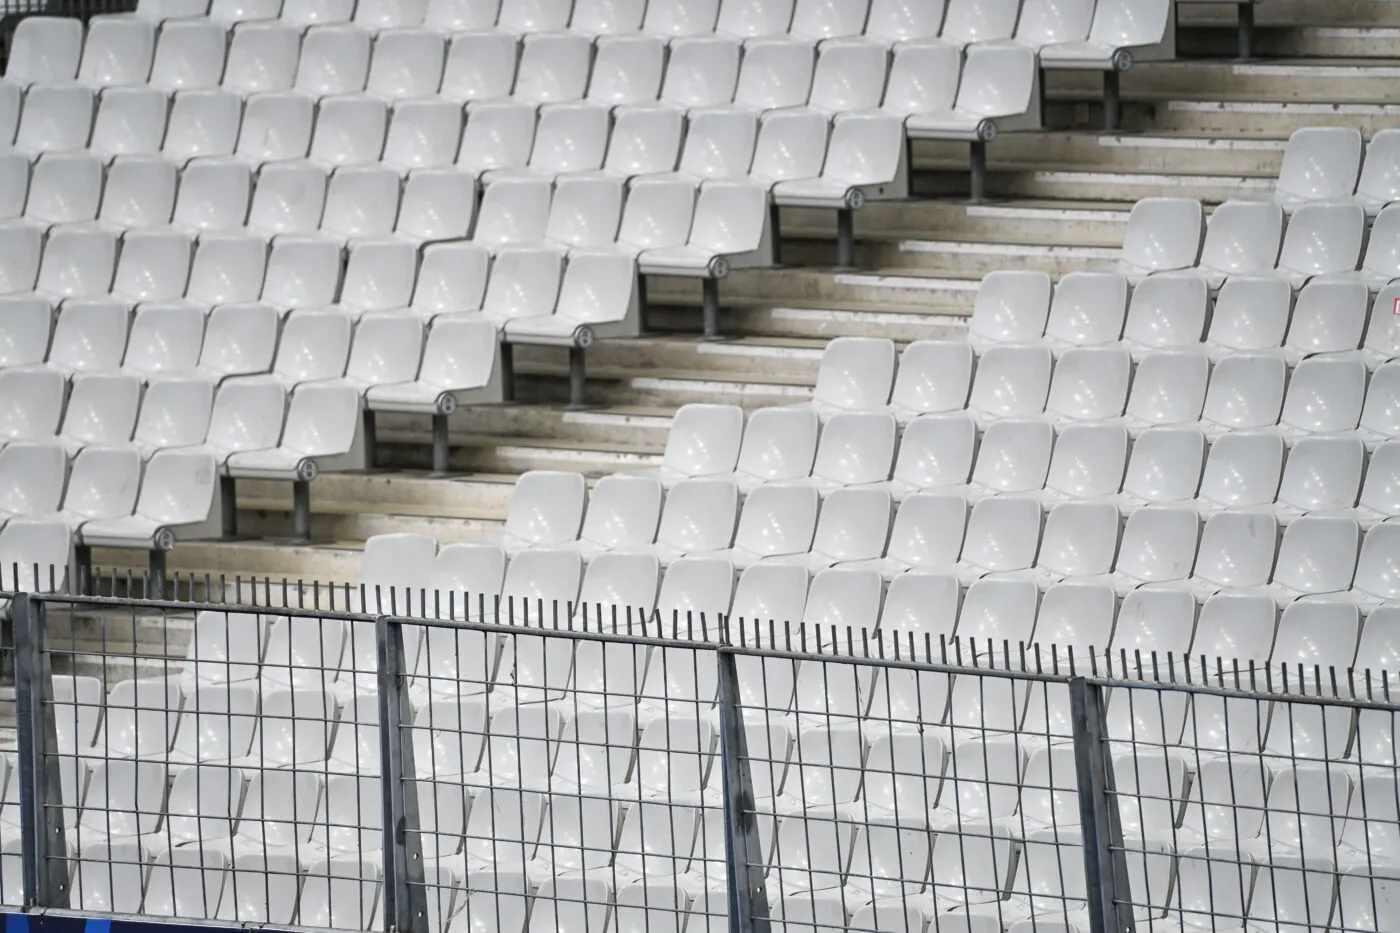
xmin=1 ymin=583 xmax=1398 ymax=933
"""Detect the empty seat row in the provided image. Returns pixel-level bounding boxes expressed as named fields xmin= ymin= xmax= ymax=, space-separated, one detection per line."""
xmin=362 ymin=500 xmax=1400 ymax=666
xmin=497 ymin=465 xmax=1396 ymax=602
xmin=0 ymin=311 xmax=509 ymax=520
xmin=20 ymin=754 xmax=1396 ymax=933
xmin=815 ymin=334 xmax=1400 ymax=438
xmin=1122 ymin=197 xmax=1379 ymax=286
xmin=12 ymin=0 xmax=1159 ymax=64
xmin=1271 ymin=125 xmax=1400 ymax=215
xmin=12 ymin=17 xmax=937 ymax=106
xmin=0 ymin=216 xmax=648 ymax=328
xmin=968 ymin=267 xmax=1400 ymax=368
xmin=57 ymin=557 xmax=1400 ymax=774
xmin=0 ymin=24 xmax=1028 ymax=142
xmin=632 ymin=401 xmax=1400 ymax=526
xmin=1118 ymin=196 xmax=1400 ymax=289
xmin=739 ymin=342 xmax=1397 ymax=443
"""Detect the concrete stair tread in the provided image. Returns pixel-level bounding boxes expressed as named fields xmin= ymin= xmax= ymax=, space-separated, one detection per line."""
xmin=924 ymin=157 xmax=1275 ymax=181
xmin=442 ymin=431 xmax=663 ymax=456
xmin=652 ymin=291 xmax=970 ymax=316
xmin=237 ymin=494 xmax=504 ymax=523
xmin=516 ymin=358 xmax=820 ymax=390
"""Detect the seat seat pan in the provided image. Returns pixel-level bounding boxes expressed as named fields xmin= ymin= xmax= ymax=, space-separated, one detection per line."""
xmin=1039 ymin=41 xmax=1123 ymax=68
xmin=79 ymin=515 xmax=163 ymax=548
xmin=905 ymin=110 xmax=985 ymax=141
xmin=772 ymin=177 xmax=858 ymax=209
xmin=638 ymin=246 xmax=724 ymax=277
xmin=225 ymin=447 xmax=310 ymax=479
xmin=503 ymin=314 xmax=590 ymax=344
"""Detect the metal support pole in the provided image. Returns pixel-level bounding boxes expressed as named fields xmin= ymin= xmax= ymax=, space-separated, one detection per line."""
xmin=14 ymin=594 xmax=70 ymax=908
xmin=292 ymin=479 xmax=312 ymax=541
xmin=148 ymin=549 xmax=166 ymax=600
xmin=835 ymin=208 xmax=856 ymax=269
xmin=1070 ymin=677 xmax=1133 ymax=933
xmin=220 ymin=474 xmax=238 ymax=538
xmin=363 ymin=410 xmax=378 ymax=470
xmin=377 ymin=616 xmax=428 ymax=933
xmin=566 ymin=346 xmax=588 ymax=410
xmin=1238 ymin=1 xmax=1255 ymax=59
xmin=969 ymin=141 xmax=988 ymax=204
xmin=716 ymin=649 xmax=770 ymax=933
xmin=702 ymin=278 xmax=721 ymax=340
xmin=431 ymin=413 xmax=451 ymax=475
xmin=74 ymin=546 xmax=92 ymax=596
xmin=1103 ymin=70 xmax=1121 ymax=132
xmin=769 ymin=203 xmax=783 ymax=267
xmin=499 ymin=343 xmax=516 ymax=403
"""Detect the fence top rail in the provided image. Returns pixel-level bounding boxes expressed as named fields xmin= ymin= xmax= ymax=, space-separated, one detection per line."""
xmin=20 ymin=586 xmax=1400 ymax=710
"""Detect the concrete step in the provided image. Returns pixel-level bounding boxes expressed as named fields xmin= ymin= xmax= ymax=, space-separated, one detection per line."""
xmin=1181 ymin=24 xmax=1400 ymax=58
xmin=780 ymin=200 xmax=1133 ymax=248
xmin=1111 ymin=98 xmax=1400 ymax=136
xmin=516 ymin=335 xmax=830 ymax=378
xmin=920 ymin=161 xmax=1271 ymax=204
xmin=782 ymin=237 xmax=1120 ymax=278
xmin=237 ymin=472 xmax=517 ymax=518
xmin=90 ymin=539 xmax=364 ymax=589
xmin=516 ymin=361 xmax=815 ymax=411
xmin=649 ymin=300 xmax=972 ymax=341
xmin=1178 ymin=0 xmax=1400 ymax=28
xmin=916 ymin=131 xmax=1287 ymax=177
xmin=1049 ymin=59 xmax=1400 ymax=104
xmin=235 ymin=497 xmax=503 ymax=543
xmin=376 ymin=404 xmax=678 ymax=449
xmin=648 ymin=268 xmax=980 ymax=313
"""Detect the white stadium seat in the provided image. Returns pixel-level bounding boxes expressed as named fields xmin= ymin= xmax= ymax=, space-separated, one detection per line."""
xmin=9 ymin=151 xmax=102 ymax=230
xmin=57 ymin=373 xmax=141 ymax=452
xmin=78 ymin=19 xmax=156 ymax=89
xmin=93 ymin=158 xmax=177 ymax=229
xmin=1274 ymin=126 xmax=1365 ymax=211
xmin=572 ymin=0 xmax=647 ymax=35
xmin=1283 ymin=277 xmax=1370 ymax=361
xmin=149 ymin=20 xmax=227 ymax=92
xmin=6 ymin=17 xmax=84 ymax=88
xmin=441 ymin=32 xmax=518 ymax=103
xmin=939 ymin=0 xmax=1022 ymax=45
xmin=223 ymin=23 xmax=301 ymax=95
xmin=1117 ymin=198 xmax=1205 ymax=280
xmin=1356 ymin=128 xmax=1400 ymax=216
xmin=968 ymin=269 xmax=1054 ymax=349
xmin=1197 ymin=199 xmax=1284 ymax=286
xmin=888 ymin=341 xmax=974 ymax=422
xmin=381 ymin=100 xmax=460 ymax=171
xmin=0 ymin=368 xmax=65 ymax=442
xmin=1276 ymin=202 xmax=1366 ymax=285
xmin=589 ymin=35 xmax=665 ymax=105
xmin=1040 ymin=0 xmax=1176 ymax=70
xmin=967 ymin=345 xmax=1054 ymax=424
xmin=642 ymin=0 xmax=719 ymax=36
xmin=634 ymin=403 xmax=744 ymax=487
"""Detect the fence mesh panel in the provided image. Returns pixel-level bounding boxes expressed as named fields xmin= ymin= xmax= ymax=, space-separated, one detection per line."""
xmin=0 ymin=583 xmax=1397 ymax=933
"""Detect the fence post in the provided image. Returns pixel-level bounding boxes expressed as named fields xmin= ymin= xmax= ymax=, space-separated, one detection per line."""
xmin=12 ymin=594 xmax=69 ymax=908
xmin=1070 ymin=676 xmax=1133 ymax=933
xmin=376 ymin=615 xmax=427 ymax=933
xmin=716 ymin=648 xmax=770 ymax=933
